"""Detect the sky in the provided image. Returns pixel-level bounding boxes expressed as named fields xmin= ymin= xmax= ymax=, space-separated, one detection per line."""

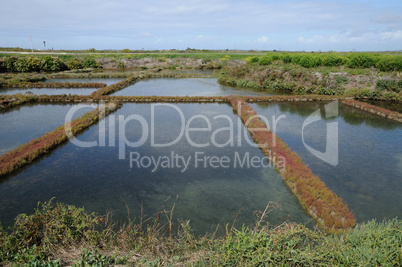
xmin=0 ymin=0 xmax=401 ymax=51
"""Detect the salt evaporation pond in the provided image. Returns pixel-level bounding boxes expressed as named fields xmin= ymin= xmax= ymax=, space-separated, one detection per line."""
xmin=111 ymin=78 xmax=288 ymax=97
xmin=0 ymin=103 xmax=312 ymax=235
xmin=0 ymin=103 xmax=96 ymax=156
xmin=0 ymin=87 xmax=99 ymax=96
xmin=44 ymin=78 xmax=123 ymax=86
xmin=251 ymin=101 xmax=402 ymax=223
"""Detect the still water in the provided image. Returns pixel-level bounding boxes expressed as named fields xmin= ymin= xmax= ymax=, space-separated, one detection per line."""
xmin=0 ymin=104 xmax=95 ymax=156
xmin=111 ymin=78 xmax=285 ymax=97
xmin=0 ymin=103 xmax=312 ymax=234
xmin=251 ymin=101 xmax=402 ymax=223
xmin=43 ymin=78 xmax=123 ymax=86
xmin=0 ymin=88 xmax=99 ymax=96
xmin=360 ymin=99 xmax=402 ymax=113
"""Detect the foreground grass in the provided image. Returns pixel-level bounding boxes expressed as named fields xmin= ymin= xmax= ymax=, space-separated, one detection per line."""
xmin=0 ymin=200 xmax=400 ymax=266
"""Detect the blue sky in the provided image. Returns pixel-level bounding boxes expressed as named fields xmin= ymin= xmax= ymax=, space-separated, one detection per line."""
xmin=0 ymin=0 xmax=401 ymax=51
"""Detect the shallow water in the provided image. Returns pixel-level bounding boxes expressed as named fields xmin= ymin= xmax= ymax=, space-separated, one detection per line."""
xmin=43 ymin=78 xmax=123 ymax=86
xmin=0 ymin=103 xmax=96 ymax=156
xmin=360 ymin=99 xmax=402 ymax=113
xmin=0 ymin=103 xmax=312 ymax=234
xmin=111 ymin=78 xmax=283 ymax=97
xmin=0 ymin=87 xmax=99 ymax=96
xmin=251 ymin=101 xmax=402 ymax=223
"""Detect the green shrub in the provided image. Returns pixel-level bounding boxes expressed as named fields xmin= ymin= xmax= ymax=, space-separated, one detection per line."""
xmin=316 ymin=86 xmax=336 ymax=95
xmin=0 ymin=58 xmax=4 ymax=72
xmin=117 ymin=60 xmax=125 ymax=69
xmin=281 ymin=53 xmax=292 ymax=63
xmin=376 ymin=79 xmax=402 ymax=93
xmin=83 ymin=58 xmax=102 ymax=69
xmin=14 ymin=56 xmax=42 ymax=72
xmin=73 ymin=250 xmax=127 ymax=266
xmin=299 ymin=55 xmax=322 ymax=68
xmin=322 ymin=54 xmax=346 ymax=66
xmin=41 ymin=56 xmax=67 ymax=71
xmin=336 ymin=75 xmax=349 ymax=85
xmin=295 ymin=85 xmax=306 ymax=94
xmin=290 ymin=53 xmax=303 ymax=64
xmin=120 ymin=48 xmax=131 ymax=53
xmin=67 ymin=58 xmax=83 ymax=70
xmin=2 ymin=57 xmax=18 ymax=71
xmin=266 ymin=53 xmax=281 ymax=61
xmin=268 ymin=82 xmax=295 ymax=92
xmin=258 ymin=55 xmax=273 ymax=65
xmin=347 ymin=53 xmax=377 ymax=68
xmin=368 ymin=90 xmax=382 ymax=99
xmin=218 ymin=74 xmax=237 ymax=86
xmin=382 ymin=91 xmax=399 ymax=101
xmin=249 ymin=56 xmax=259 ymax=63
xmin=375 ymin=56 xmax=402 ymax=72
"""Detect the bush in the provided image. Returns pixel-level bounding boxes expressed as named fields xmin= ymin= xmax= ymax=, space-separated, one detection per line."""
xmin=41 ymin=56 xmax=67 ymax=71
xmin=14 ymin=56 xmax=42 ymax=72
xmin=2 ymin=57 xmax=18 ymax=72
xmin=120 ymin=48 xmax=131 ymax=53
xmin=347 ymin=53 xmax=377 ymax=68
xmin=282 ymin=53 xmax=292 ymax=63
xmin=322 ymin=54 xmax=346 ymax=66
xmin=83 ymin=58 xmax=102 ymax=69
xmin=316 ymin=86 xmax=336 ymax=95
xmin=268 ymin=82 xmax=295 ymax=92
xmin=299 ymin=55 xmax=322 ymax=68
xmin=117 ymin=60 xmax=125 ymax=69
xmin=376 ymin=79 xmax=402 ymax=93
xmin=0 ymin=57 xmax=4 ymax=72
xmin=375 ymin=56 xmax=402 ymax=72
xmin=336 ymin=75 xmax=349 ymax=85
xmin=258 ymin=55 xmax=273 ymax=65
xmin=249 ymin=56 xmax=259 ymax=63
xmin=67 ymin=58 xmax=83 ymax=70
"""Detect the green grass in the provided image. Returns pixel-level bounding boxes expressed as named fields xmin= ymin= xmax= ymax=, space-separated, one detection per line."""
xmin=0 ymin=200 xmax=400 ymax=266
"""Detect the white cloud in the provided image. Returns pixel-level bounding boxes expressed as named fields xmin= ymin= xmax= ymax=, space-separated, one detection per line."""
xmin=257 ymin=36 xmax=270 ymax=43
xmin=0 ymin=0 xmax=401 ymax=50
xmin=381 ymin=30 xmax=402 ymax=40
xmin=298 ymin=35 xmax=324 ymax=44
xmin=132 ymin=32 xmax=154 ymax=39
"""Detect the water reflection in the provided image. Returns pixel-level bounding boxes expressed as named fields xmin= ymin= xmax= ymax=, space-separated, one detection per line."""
xmin=0 ymin=103 xmax=96 ymax=155
xmin=43 ymin=78 xmax=123 ymax=86
xmin=112 ymin=78 xmax=288 ymax=97
xmin=252 ymin=101 xmax=402 ymax=223
xmin=0 ymin=103 xmax=312 ymax=235
xmin=0 ymin=88 xmax=99 ymax=96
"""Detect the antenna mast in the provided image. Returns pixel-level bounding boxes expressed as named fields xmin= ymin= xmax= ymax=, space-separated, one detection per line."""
xmin=29 ymin=35 xmax=33 ymax=52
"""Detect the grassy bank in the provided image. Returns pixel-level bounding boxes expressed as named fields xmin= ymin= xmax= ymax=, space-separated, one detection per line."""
xmin=0 ymin=199 xmax=400 ymax=266
xmin=218 ymin=54 xmax=402 ymax=101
